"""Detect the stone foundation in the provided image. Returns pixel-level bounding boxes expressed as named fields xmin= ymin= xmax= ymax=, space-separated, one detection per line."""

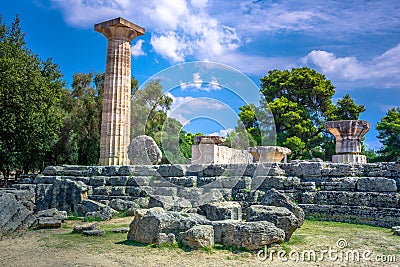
xmin=12 ymin=160 xmax=400 ymax=228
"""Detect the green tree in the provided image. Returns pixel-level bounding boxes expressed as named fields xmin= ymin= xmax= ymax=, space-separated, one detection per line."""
xmin=260 ymin=67 xmax=335 ymax=159
xmin=376 ymin=107 xmax=400 ymax=161
xmin=238 ymin=104 xmax=261 ymax=146
xmin=259 ymin=67 xmax=366 ymax=160
xmin=131 ymin=79 xmax=197 ymax=163
xmin=52 ymin=72 xmax=104 ymax=165
xmin=331 ymin=94 xmax=366 ymax=120
xmin=0 ymin=16 xmax=64 ymax=180
xmin=130 ymin=79 xmax=173 ymax=139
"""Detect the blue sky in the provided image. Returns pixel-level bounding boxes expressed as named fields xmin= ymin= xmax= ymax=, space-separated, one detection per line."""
xmin=1 ymin=0 xmax=399 ymax=150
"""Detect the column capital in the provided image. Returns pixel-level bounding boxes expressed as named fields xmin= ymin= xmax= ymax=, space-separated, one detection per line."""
xmin=95 ymin=17 xmax=145 ymax=41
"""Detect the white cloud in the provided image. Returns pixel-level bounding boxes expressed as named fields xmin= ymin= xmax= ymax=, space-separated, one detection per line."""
xmin=302 ymin=50 xmax=364 ymax=80
xmin=208 ymin=128 xmax=233 ymax=137
xmin=150 ymin=32 xmax=189 ymax=63
xmin=302 ymin=44 xmax=400 ymax=87
xmin=180 ymin=73 xmax=223 ymax=92
xmin=131 ymin=39 xmax=146 ymax=57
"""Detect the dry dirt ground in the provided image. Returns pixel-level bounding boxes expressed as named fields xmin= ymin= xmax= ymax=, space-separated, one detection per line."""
xmin=1 ymin=217 xmax=400 ymax=267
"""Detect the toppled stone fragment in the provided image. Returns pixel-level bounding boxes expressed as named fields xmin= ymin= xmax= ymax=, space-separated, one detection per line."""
xmin=179 ymin=225 xmax=214 ymax=249
xmin=72 ymin=222 xmax=99 ymax=234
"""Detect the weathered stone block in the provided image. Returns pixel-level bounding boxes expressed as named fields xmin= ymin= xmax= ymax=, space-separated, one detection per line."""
xmin=314 ymin=191 xmax=399 ymax=208
xmin=247 ymin=205 xmax=301 ymax=241
xmin=111 ymin=186 xmax=126 ymax=196
xmin=93 ymin=186 xmax=112 ymax=196
xmin=148 ymin=196 xmax=192 ymax=211
xmin=89 ymin=177 xmax=108 ymax=186
xmin=0 ymin=193 xmax=37 ymax=236
xmin=260 ymin=189 xmax=305 ymax=226
xmin=356 ymin=177 xmax=397 ymax=192
xmin=164 ymin=176 xmax=196 ymax=187
xmin=320 ymin=178 xmax=358 ymax=191
xmin=37 ymin=217 xmax=62 ymax=229
xmin=128 ymin=135 xmax=162 ymax=165
xmin=125 ymin=186 xmax=147 ymax=197
xmin=127 ymin=208 xmax=210 ymax=244
xmin=212 ymin=220 xmax=285 ymax=250
xmin=179 ymin=225 xmax=214 ymax=249
xmin=35 ymin=184 xmax=53 ymax=211
xmin=157 ymin=164 xmax=187 ymax=177
xmin=72 ymin=222 xmax=99 ymax=233
xmin=201 ymin=201 xmax=242 ymax=221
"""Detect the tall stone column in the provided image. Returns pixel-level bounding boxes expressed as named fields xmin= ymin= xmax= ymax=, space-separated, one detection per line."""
xmin=95 ymin=18 xmax=145 ymax=165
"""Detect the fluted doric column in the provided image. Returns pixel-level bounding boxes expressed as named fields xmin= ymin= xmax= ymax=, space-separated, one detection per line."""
xmin=95 ymin=18 xmax=145 ymax=165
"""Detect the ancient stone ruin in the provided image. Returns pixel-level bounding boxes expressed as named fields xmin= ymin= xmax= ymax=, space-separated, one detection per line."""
xmin=191 ymin=136 xmax=292 ymax=164
xmin=2 ymin=159 xmax=399 ymax=249
xmin=325 ymin=120 xmax=370 ymax=163
xmin=191 ymin=136 xmax=253 ymax=164
xmin=2 ymin=17 xmax=399 ymax=252
xmin=95 ymin=18 xmax=145 ymax=166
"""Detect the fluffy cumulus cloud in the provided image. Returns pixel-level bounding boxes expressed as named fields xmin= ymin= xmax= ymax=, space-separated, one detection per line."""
xmin=302 ymin=43 xmax=400 ymax=87
xmin=50 ymin=0 xmax=400 ymax=79
xmin=131 ymin=39 xmax=146 ymax=57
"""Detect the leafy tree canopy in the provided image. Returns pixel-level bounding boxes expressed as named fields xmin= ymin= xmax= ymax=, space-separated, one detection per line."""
xmin=376 ymin=107 xmax=400 ymax=161
xmin=0 ymin=16 xmax=64 ymax=178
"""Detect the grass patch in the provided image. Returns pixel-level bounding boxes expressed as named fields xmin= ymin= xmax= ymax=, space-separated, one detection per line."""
xmin=200 ymin=246 xmax=215 ymax=254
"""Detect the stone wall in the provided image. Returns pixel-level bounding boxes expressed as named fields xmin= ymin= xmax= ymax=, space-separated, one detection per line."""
xmin=13 ymin=160 xmax=400 ymax=228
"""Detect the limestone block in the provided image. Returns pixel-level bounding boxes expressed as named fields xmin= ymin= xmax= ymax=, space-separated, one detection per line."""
xmin=320 ymin=178 xmax=358 ymax=191
xmin=0 ymin=193 xmax=37 ymax=236
xmin=109 ymin=176 xmax=129 ymax=186
xmin=179 ymin=225 xmax=214 ymax=249
xmin=33 ymin=175 xmax=57 ymax=184
xmin=108 ymin=199 xmax=139 ymax=211
xmin=125 ymin=186 xmax=147 ymax=197
xmin=157 ymin=164 xmax=187 ymax=177
xmin=72 ymin=222 xmax=99 ymax=233
xmin=128 ymin=135 xmax=162 ymax=165
xmin=111 ymin=186 xmax=126 ymax=196
xmin=260 ymin=188 xmax=305 ymax=226
xmin=148 ymin=196 xmax=192 ymax=211
xmin=300 ymin=204 xmax=400 ymax=228
xmin=93 ymin=186 xmax=112 ymax=196
xmin=201 ymin=201 xmax=242 ymax=221
xmin=164 ymin=176 xmax=196 ymax=187
xmin=212 ymin=220 xmax=285 ymax=250
xmin=247 ymin=205 xmax=301 ymax=241
xmin=89 ymin=177 xmax=108 ymax=186
xmin=37 ymin=217 xmax=62 ymax=229
xmin=82 ymin=230 xmax=105 ymax=236
xmin=314 ymin=191 xmax=399 ymax=208
xmin=127 ymin=208 xmax=210 ymax=244
xmin=356 ymin=177 xmax=397 ymax=192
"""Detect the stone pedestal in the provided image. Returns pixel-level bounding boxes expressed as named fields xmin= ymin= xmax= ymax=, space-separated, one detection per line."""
xmin=95 ymin=18 xmax=145 ymax=165
xmin=191 ymin=136 xmax=252 ymax=164
xmin=248 ymin=146 xmax=292 ymax=163
xmin=325 ymin=120 xmax=370 ymax=164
